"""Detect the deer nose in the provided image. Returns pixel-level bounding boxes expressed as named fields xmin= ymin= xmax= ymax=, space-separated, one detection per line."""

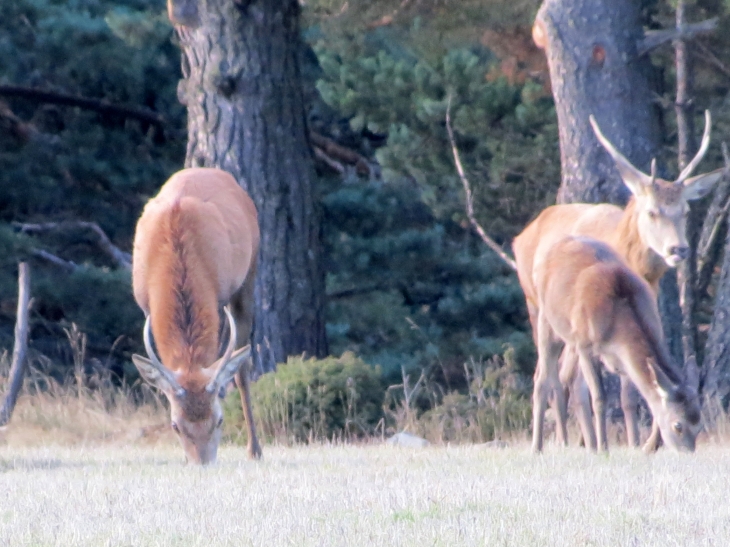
xmin=670 ymin=246 xmax=690 ymax=260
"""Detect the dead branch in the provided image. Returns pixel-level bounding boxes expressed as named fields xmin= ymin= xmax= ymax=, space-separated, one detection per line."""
xmin=14 ymin=221 xmax=131 ymax=270
xmin=0 ymin=263 xmax=32 ymax=428
xmin=0 ymin=100 xmax=61 ymax=147
xmin=313 ymin=146 xmax=346 ymax=175
xmin=696 ymin=143 xmax=730 ymax=293
xmin=693 ymin=40 xmax=730 ymax=80
xmin=310 ymin=132 xmax=371 ymax=176
xmin=445 ymin=95 xmax=517 ymax=271
xmin=0 ymin=85 xmax=166 ymax=131
xmin=366 ymin=0 xmax=412 ymax=29
xmin=637 ymin=17 xmax=717 ymax=56
xmin=29 ymin=249 xmax=79 ymax=273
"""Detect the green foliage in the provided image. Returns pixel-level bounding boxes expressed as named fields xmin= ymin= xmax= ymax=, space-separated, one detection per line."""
xmin=315 ymin=36 xmax=559 ymax=241
xmin=0 ymin=0 xmax=183 ymax=373
xmin=224 ymin=352 xmax=385 ymax=443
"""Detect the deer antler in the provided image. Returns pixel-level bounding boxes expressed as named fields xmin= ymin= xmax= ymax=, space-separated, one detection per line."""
xmin=676 ymin=110 xmax=712 ymax=184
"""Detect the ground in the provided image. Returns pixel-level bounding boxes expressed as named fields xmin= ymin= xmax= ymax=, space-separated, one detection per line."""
xmin=2 ymin=441 xmax=729 ymax=546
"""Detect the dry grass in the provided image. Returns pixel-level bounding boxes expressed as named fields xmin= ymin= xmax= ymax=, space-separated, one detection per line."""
xmin=3 ymin=366 xmax=730 ymax=546
xmin=2 ymin=442 xmax=730 ymax=546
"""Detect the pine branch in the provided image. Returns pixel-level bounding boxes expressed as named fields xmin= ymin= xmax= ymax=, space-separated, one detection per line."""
xmin=445 ymin=95 xmax=517 ymax=272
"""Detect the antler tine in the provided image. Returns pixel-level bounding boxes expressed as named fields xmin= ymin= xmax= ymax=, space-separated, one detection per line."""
xmin=220 ymin=305 xmax=237 ymax=365
xmin=143 ymin=315 xmax=166 ymax=370
xmin=650 ymin=158 xmax=658 ymax=189
xmin=589 ymin=115 xmax=650 ymax=185
xmin=677 ymin=109 xmax=712 ymax=184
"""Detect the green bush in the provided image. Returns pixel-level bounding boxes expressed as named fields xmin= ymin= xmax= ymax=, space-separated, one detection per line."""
xmin=223 ymin=352 xmax=385 ymax=444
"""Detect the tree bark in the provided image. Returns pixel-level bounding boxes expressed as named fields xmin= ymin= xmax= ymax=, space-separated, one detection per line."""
xmin=535 ymin=0 xmax=663 ymax=206
xmin=171 ymin=0 xmax=327 ymax=375
xmin=674 ymin=0 xmax=700 ymax=390
xmin=0 ymin=263 xmax=32 ymax=428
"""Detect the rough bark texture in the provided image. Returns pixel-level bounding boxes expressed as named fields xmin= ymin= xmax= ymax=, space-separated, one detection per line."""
xmin=703 ymin=227 xmax=730 ymax=403
xmin=535 ymin=0 xmax=662 ymax=206
xmin=674 ymin=0 xmax=700 ymax=390
xmin=172 ymin=0 xmax=327 ymax=375
xmin=0 ymin=263 xmax=31 ymax=427
xmin=535 ymin=0 xmax=682 ymax=361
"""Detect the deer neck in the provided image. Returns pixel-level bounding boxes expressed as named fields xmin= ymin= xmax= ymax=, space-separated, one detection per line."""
xmin=610 ymin=198 xmax=668 ymax=292
xmin=147 ymin=234 xmax=221 ymax=374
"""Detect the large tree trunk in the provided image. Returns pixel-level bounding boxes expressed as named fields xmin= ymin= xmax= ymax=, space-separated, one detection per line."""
xmin=170 ymin=0 xmax=327 ymax=375
xmin=534 ymin=0 xmax=682 ymax=361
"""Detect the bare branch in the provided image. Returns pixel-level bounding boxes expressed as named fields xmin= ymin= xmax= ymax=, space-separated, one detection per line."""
xmin=313 ymin=146 xmax=346 ymax=175
xmin=445 ymin=95 xmax=517 ymax=271
xmin=0 ymin=263 xmax=32 ymax=428
xmin=310 ymin=132 xmax=371 ymax=176
xmin=14 ymin=221 xmax=131 ymax=270
xmin=637 ymin=17 xmax=717 ymax=56
xmin=29 ymin=249 xmax=79 ymax=273
xmin=0 ymin=85 xmax=166 ymax=131
xmin=696 ymin=143 xmax=730 ymax=291
xmin=693 ymin=40 xmax=730 ymax=80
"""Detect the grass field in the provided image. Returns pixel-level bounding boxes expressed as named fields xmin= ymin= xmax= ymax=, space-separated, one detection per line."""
xmin=2 ymin=439 xmax=730 ymax=546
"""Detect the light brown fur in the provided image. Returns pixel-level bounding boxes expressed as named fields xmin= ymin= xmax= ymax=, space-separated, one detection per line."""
xmin=132 ymin=167 xmax=261 ymax=464
xmin=532 ymin=236 xmax=700 ymax=453
xmin=513 ymin=112 xmax=722 ymax=450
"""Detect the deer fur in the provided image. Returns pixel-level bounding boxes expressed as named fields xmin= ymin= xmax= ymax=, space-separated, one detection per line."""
xmin=131 ymin=167 xmax=261 ymax=465
xmin=531 ymin=236 xmax=700 ymax=453
xmin=513 ymin=111 xmax=722 ymax=450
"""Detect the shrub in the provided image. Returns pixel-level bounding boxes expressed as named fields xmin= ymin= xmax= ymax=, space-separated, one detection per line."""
xmin=223 ymin=352 xmax=385 ymax=444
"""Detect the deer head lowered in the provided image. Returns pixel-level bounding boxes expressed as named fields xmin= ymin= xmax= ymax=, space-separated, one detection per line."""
xmin=131 ymin=167 xmax=261 ymax=465
xmin=513 ymin=110 xmax=722 ymax=451
xmin=532 ymin=236 xmax=700 ymax=453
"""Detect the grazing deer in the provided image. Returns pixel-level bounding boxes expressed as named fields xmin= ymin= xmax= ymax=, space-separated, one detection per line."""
xmin=513 ymin=111 xmax=722 ymax=450
xmin=531 ymin=235 xmax=700 ymax=453
xmin=131 ymin=167 xmax=261 ymax=465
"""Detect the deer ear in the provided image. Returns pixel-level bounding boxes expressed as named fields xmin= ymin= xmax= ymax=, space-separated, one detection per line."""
xmin=646 ymin=359 xmax=672 ymax=405
xmin=682 ymin=168 xmax=725 ymax=201
xmin=206 ymin=345 xmax=251 ymax=395
xmin=132 ymin=354 xmax=185 ymax=399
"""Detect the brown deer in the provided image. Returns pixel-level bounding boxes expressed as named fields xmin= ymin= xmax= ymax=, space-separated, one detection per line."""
xmin=530 ymin=235 xmax=700 ymax=453
xmin=513 ymin=111 xmax=722 ymax=450
xmin=131 ymin=167 xmax=261 ymax=465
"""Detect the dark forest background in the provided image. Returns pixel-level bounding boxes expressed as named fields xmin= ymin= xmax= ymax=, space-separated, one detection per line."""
xmin=1 ymin=0 xmax=729 ymax=413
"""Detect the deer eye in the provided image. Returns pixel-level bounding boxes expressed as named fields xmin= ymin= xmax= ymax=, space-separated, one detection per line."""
xmin=647 ymin=210 xmax=659 ymax=220
xmin=217 ymin=416 xmax=224 ymax=429
xmin=672 ymin=422 xmax=683 ymax=434
xmin=171 ymin=422 xmax=180 ymax=434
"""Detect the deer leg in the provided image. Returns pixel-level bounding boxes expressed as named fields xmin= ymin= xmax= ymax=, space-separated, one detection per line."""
xmin=560 ymin=344 xmax=595 ymax=449
xmin=235 ymin=359 xmax=262 ymax=460
xmin=577 ymin=348 xmax=607 ymax=452
xmin=620 ymin=375 xmax=640 ymax=448
xmin=230 ymin=261 xmax=262 ymax=460
xmin=642 ymin=420 xmax=663 ymax=453
xmin=572 ymin=368 xmax=597 ymax=451
xmin=532 ymin=312 xmax=564 ymax=452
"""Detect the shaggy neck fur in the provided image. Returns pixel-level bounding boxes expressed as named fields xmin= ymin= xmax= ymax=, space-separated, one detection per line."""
xmin=147 ymin=200 xmax=221 ymax=380
xmin=611 ymin=198 xmax=668 ymax=292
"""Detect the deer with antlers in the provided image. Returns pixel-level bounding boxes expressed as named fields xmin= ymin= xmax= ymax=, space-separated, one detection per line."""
xmin=513 ymin=111 xmax=723 ymax=451
xmin=531 ymin=235 xmax=700 ymax=452
xmin=131 ymin=167 xmax=261 ymax=465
